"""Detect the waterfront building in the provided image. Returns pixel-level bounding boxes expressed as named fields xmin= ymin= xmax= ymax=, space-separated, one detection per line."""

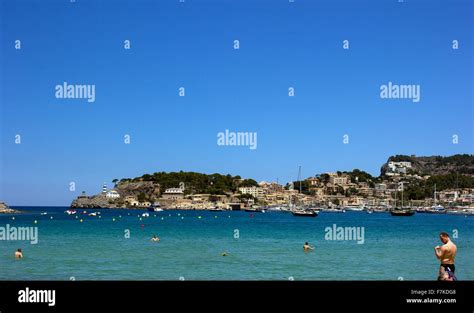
xmin=123 ymin=196 xmax=139 ymax=206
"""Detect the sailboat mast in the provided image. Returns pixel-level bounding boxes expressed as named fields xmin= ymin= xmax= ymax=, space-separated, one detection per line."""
xmin=401 ymin=182 xmax=404 ymax=207
xmin=298 ymin=166 xmax=302 ymax=194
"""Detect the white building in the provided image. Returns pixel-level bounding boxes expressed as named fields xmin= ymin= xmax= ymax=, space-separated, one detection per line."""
xmin=162 ymin=188 xmax=184 ymax=200
xmin=388 ymin=161 xmax=412 ymax=173
xmin=238 ymin=186 xmax=264 ymax=198
xmin=106 ymin=190 xmax=120 ymax=199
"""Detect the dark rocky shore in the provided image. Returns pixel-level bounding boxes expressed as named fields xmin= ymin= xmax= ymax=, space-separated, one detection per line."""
xmin=0 ymin=202 xmax=20 ymax=214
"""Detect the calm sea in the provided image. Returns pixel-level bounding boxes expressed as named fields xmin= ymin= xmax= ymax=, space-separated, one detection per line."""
xmin=1 ymin=207 xmax=473 ymax=280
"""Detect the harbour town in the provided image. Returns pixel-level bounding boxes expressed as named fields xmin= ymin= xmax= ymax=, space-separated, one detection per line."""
xmin=68 ymin=154 xmax=474 ymax=217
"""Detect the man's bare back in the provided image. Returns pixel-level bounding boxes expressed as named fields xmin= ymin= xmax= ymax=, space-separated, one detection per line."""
xmin=438 ymin=241 xmax=456 ymax=264
xmin=435 ymin=232 xmax=457 ymax=281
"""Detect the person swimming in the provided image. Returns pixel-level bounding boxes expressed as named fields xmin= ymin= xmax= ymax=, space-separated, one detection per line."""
xmin=151 ymin=235 xmax=160 ymax=242
xmin=15 ymin=249 xmax=23 ymax=259
xmin=434 ymin=232 xmax=457 ymax=281
xmin=303 ymin=242 xmax=314 ymax=252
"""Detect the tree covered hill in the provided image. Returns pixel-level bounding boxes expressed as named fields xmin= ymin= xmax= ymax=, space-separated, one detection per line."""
xmin=118 ymin=171 xmax=258 ymax=195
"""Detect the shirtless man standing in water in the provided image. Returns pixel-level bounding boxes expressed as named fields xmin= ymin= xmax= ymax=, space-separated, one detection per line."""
xmin=434 ymin=232 xmax=457 ymax=281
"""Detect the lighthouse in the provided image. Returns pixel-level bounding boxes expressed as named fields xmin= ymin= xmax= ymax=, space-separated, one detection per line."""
xmin=102 ymin=183 xmax=107 ymax=194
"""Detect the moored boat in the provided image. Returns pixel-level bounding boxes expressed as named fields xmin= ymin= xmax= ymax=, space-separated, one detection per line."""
xmin=344 ymin=205 xmax=365 ymax=211
xmin=244 ymin=207 xmax=265 ymax=213
xmin=321 ymin=208 xmax=346 ymax=213
xmin=390 ymin=208 xmax=415 ymax=216
xmin=291 ymin=209 xmax=318 ymax=217
xmin=147 ymin=202 xmax=163 ymax=212
xmin=209 ymin=207 xmax=224 ymax=211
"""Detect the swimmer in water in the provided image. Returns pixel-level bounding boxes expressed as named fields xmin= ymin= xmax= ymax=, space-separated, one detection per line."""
xmin=151 ymin=235 xmax=160 ymax=242
xmin=15 ymin=249 xmax=23 ymax=259
xmin=303 ymin=242 xmax=314 ymax=252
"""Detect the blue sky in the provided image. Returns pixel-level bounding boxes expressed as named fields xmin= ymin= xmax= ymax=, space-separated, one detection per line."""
xmin=1 ymin=0 xmax=473 ymax=206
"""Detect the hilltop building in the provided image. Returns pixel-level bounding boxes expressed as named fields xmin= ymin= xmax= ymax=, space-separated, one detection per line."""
xmin=162 ymin=188 xmax=184 ymax=200
xmin=106 ymin=190 xmax=120 ymax=199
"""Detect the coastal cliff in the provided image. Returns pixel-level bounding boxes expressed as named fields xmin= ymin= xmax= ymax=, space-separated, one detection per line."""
xmin=381 ymin=154 xmax=474 ymax=176
xmin=70 ymin=181 xmax=162 ymax=209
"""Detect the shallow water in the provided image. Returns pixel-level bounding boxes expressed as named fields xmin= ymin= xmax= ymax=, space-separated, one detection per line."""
xmin=1 ymin=207 xmax=472 ymax=280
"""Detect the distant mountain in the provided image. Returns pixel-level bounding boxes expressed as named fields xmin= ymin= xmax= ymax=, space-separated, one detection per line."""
xmin=381 ymin=154 xmax=474 ymax=176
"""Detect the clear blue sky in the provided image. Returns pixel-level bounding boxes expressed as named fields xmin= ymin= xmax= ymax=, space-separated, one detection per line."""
xmin=1 ymin=0 xmax=473 ymax=206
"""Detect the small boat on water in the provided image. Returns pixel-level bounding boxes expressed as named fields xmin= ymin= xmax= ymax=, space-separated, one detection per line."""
xmin=65 ymin=210 xmax=77 ymax=215
xmin=244 ymin=206 xmax=265 ymax=213
xmin=209 ymin=207 xmax=224 ymax=211
xmin=244 ymin=208 xmax=266 ymax=213
xmin=390 ymin=208 xmax=415 ymax=216
xmin=344 ymin=205 xmax=365 ymax=212
xmin=142 ymin=212 xmax=150 ymax=217
xmin=321 ymin=208 xmax=346 ymax=213
xmin=463 ymin=209 xmax=474 ymax=216
xmin=291 ymin=207 xmax=318 ymax=217
xmin=147 ymin=202 xmax=163 ymax=212
xmin=40 ymin=212 xmax=48 ymax=215
xmin=88 ymin=212 xmax=98 ymax=217
xmin=266 ymin=206 xmax=283 ymax=212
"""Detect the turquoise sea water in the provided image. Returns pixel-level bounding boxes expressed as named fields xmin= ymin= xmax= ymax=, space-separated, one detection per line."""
xmin=0 ymin=207 xmax=473 ymax=280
